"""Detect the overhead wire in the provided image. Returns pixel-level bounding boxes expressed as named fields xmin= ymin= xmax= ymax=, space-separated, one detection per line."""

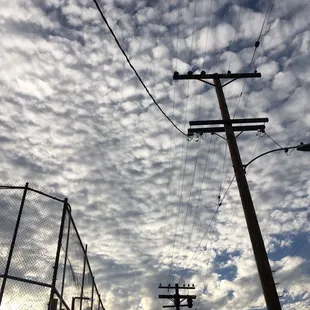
xmin=168 ymin=140 xmax=190 ymax=283
xmin=168 ymin=0 xmax=200 ymax=283
xmin=288 ymin=276 xmax=310 ymax=310
xmin=198 ymin=0 xmax=213 ymax=117
xmin=161 ymin=0 xmax=182 ymax=270
xmin=280 ymin=255 xmax=310 ymax=310
xmin=219 ymin=0 xmax=276 ymax=232
xmin=177 ymin=140 xmax=235 ymax=280
xmin=186 ymin=135 xmax=214 ymax=261
xmin=232 ymin=0 xmax=275 ymax=118
xmin=218 ymin=142 xmax=228 ymax=206
xmin=168 ymin=80 xmax=192 ymax=284
xmin=239 ymin=0 xmax=275 ymax=118
xmin=92 ymin=0 xmax=187 ymax=136
xmin=179 ymin=199 xmax=221 ymax=281
xmin=189 ymin=0 xmax=198 ymax=62
xmin=161 ymin=78 xmax=179 ymax=268
xmin=263 ymin=131 xmax=283 ymax=148
xmin=276 ymin=207 xmax=310 ymax=272
xmin=178 ymin=0 xmax=215 ymax=262
xmin=247 ymin=199 xmax=310 ymax=306
xmin=178 ymin=135 xmax=218 ymax=269
xmin=168 ymin=73 xmax=192 ymax=283
xmin=175 ymin=139 xmax=202 ymax=266
xmin=228 ymin=0 xmax=246 ymax=72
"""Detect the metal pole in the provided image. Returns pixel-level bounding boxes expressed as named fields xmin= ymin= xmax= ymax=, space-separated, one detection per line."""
xmin=98 ymin=294 xmax=101 ymax=310
xmin=213 ymin=77 xmax=281 ymax=310
xmin=91 ymin=277 xmax=94 ymax=310
xmin=175 ymin=283 xmax=180 ymax=310
xmin=49 ymin=198 xmax=68 ymax=309
xmin=59 ymin=207 xmax=71 ymax=310
xmin=0 ymin=182 xmax=28 ymax=305
xmin=80 ymin=244 xmax=87 ymax=310
xmin=71 ymin=297 xmax=75 ymax=310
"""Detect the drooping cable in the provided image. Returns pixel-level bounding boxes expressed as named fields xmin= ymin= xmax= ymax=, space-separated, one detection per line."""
xmin=92 ymin=0 xmax=187 ymax=136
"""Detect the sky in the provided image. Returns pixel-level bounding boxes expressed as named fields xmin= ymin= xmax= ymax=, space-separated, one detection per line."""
xmin=0 ymin=0 xmax=310 ymax=309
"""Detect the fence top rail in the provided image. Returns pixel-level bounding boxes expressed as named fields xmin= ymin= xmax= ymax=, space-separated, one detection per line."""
xmin=0 ymin=185 xmax=26 ymax=190
xmin=0 ymin=184 xmax=66 ymax=203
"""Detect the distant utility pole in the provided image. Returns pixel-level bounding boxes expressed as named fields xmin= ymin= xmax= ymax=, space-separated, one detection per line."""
xmin=158 ymin=283 xmax=196 ymax=310
xmin=173 ymin=71 xmax=281 ymax=310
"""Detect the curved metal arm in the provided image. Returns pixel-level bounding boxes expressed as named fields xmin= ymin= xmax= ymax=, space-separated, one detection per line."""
xmin=243 ymin=144 xmax=304 ymax=171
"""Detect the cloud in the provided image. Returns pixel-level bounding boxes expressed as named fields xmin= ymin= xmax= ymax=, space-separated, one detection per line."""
xmin=0 ymin=0 xmax=310 ymax=309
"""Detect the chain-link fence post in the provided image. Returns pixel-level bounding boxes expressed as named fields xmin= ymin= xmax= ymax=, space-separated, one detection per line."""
xmin=59 ymin=207 xmax=71 ymax=310
xmin=48 ymin=198 xmax=68 ymax=310
xmin=100 ymin=296 xmax=105 ymax=310
xmin=91 ymin=277 xmax=95 ymax=310
xmin=80 ymin=244 xmax=87 ymax=310
xmin=98 ymin=294 xmax=101 ymax=310
xmin=0 ymin=182 xmax=28 ymax=306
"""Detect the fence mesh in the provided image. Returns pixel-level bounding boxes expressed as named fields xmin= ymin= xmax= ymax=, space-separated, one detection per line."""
xmin=9 ymin=189 xmax=63 ymax=284
xmin=0 ymin=187 xmax=24 ymax=276
xmin=0 ymin=184 xmax=105 ymax=310
xmin=1 ymin=279 xmax=51 ymax=309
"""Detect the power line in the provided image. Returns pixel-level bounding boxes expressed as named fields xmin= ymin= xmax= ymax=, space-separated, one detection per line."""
xmin=168 ymin=140 xmax=190 ymax=283
xmin=218 ymin=142 xmax=228 ymax=204
xmin=179 ymin=200 xmax=221 ymax=280
xmin=161 ymin=83 xmax=179 ymax=266
xmin=232 ymin=0 xmax=275 ymax=118
xmin=189 ymin=0 xmax=198 ymax=62
xmin=175 ymin=139 xmax=201 ymax=266
xmin=276 ymin=210 xmax=310 ymax=272
xmin=198 ymin=0 xmax=213 ymax=117
xmin=92 ymin=0 xmax=187 ymax=137
xmin=168 ymin=73 xmax=192 ymax=283
xmin=282 ymin=255 xmax=310 ymax=310
xmin=228 ymin=0 xmax=246 ymax=71
xmin=161 ymin=1 xmax=183 ymax=268
xmin=186 ymin=136 xmax=214 ymax=261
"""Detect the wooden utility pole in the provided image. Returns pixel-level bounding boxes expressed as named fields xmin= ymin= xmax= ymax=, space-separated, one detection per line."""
xmin=173 ymin=71 xmax=281 ymax=310
xmin=158 ymin=283 xmax=196 ymax=310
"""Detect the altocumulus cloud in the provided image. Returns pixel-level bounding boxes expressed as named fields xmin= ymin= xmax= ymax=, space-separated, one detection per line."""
xmin=0 ymin=0 xmax=310 ymax=309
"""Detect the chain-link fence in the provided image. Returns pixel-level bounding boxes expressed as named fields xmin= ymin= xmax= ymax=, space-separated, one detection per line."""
xmin=0 ymin=183 xmax=105 ymax=310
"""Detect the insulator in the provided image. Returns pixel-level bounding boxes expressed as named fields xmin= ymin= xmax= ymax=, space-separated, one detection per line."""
xmin=255 ymin=41 xmax=260 ymax=48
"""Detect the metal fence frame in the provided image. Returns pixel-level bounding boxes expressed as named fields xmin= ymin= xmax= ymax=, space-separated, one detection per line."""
xmin=0 ymin=183 xmax=105 ymax=310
